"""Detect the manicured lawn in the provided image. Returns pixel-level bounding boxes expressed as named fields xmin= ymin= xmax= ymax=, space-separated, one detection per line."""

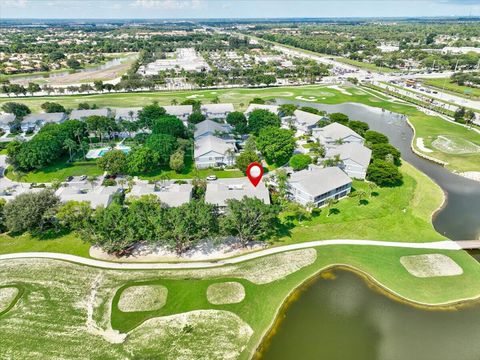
xmin=5 ymin=158 xmax=103 ymax=183
xmin=422 ymin=77 xmax=480 ymax=100
xmin=277 ymin=162 xmax=445 ymax=244
xmin=333 ymin=56 xmax=396 ymax=73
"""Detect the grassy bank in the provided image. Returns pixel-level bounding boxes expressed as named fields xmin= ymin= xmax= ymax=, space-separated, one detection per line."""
xmin=422 ymin=77 xmax=480 ymax=100
xmin=1 ymin=245 xmax=480 ymax=359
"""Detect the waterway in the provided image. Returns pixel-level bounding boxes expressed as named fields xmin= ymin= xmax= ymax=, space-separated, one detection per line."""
xmin=277 ymin=99 xmax=480 ymax=240
xmin=256 ymin=269 xmax=480 ymax=360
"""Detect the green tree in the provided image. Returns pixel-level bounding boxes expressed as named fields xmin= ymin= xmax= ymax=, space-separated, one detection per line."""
xmin=187 ymin=111 xmax=206 ymax=124
xmin=137 ymin=102 xmax=167 ymax=128
xmin=66 ymin=58 xmax=81 ymax=69
xmin=97 ymin=150 xmax=128 ymax=175
xmin=248 ymin=109 xmax=281 ymax=135
xmin=289 ymin=154 xmax=312 ymax=171
xmin=145 ymin=133 xmax=178 ymax=166
xmin=3 ymin=190 xmax=60 ymax=233
xmin=367 ymin=159 xmax=403 ymax=187
xmin=279 ymin=104 xmax=297 ymax=116
xmin=41 ymin=102 xmax=66 ymax=113
xmin=152 ymin=115 xmax=186 ymax=138
xmin=56 ymin=201 xmax=93 ymax=230
xmin=127 ymin=147 xmax=159 ymax=174
xmin=169 ymin=150 xmax=185 ymax=173
xmin=226 ymin=111 xmax=248 ymax=134
xmin=235 ymin=150 xmax=260 ymax=174
xmin=256 ymin=127 xmax=295 ymax=166
xmin=365 ymin=130 xmax=389 ymax=145
xmin=371 ymin=143 xmax=401 ymax=166
xmin=27 ymin=82 xmax=41 ymax=96
xmin=346 ymin=120 xmax=369 ymax=137
xmin=329 ymin=113 xmax=349 ymax=125
xmin=221 ymin=197 xmax=279 ymax=246
xmin=63 ymin=138 xmax=78 ymax=162
xmin=1 ymin=102 xmax=31 ymax=119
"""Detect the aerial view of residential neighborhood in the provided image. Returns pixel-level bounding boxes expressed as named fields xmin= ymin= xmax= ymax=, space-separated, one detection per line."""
xmin=1 ymin=0 xmax=480 ymax=359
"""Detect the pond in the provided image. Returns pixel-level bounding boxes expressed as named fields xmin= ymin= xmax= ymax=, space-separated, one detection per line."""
xmin=276 ymin=100 xmax=480 ymax=241
xmin=256 ymin=269 xmax=480 ymax=360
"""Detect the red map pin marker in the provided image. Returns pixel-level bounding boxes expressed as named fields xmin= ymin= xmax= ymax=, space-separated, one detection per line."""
xmin=246 ymin=162 xmax=264 ymax=187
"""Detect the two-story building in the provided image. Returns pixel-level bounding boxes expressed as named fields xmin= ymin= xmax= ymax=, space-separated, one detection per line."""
xmin=22 ymin=112 xmax=67 ymax=132
xmin=312 ymin=122 xmax=364 ymax=146
xmin=324 ymin=143 xmax=372 ymax=180
xmin=201 ymin=103 xmax=234 ymax=119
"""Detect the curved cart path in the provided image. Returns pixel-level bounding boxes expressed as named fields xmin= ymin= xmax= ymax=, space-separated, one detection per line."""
xmin=0 ymin=239 xmax=462 ymax=270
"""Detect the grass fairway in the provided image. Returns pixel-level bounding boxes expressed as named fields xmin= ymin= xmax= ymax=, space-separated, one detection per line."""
xmin=278 ymin=162 xmax=445 ymax=244
xmin=1 ymin=245 xmax=480 ymax=359
xmin=422 ymin=77 xmax=480 ymax=100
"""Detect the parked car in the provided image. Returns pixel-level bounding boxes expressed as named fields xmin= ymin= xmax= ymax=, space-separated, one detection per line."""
xmin=66 ymin=176 xmax=73 ymax=182
xmin=79 ymin=175 xmax=87 ymax=181
xmin=206 ymin=175 xmax=217 ymax=181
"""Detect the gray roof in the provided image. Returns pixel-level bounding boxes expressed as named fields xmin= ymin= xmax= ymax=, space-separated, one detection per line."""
xmin=205 ymin=178 xmax=270 ymax=207
xmin=0 ymin=113 xmax=16 ymax=125
xmin=313 ymin=122 xmax=363 ymax=142
xmin=194 ymin=135 xmax=236 ymax=158
xmin=55 ymin=185 xmax=121 ymax=208
xmin=23 ymin=112 xmax=66 ymax=124
xmin=164 ymin=105 xmax=193 ymax=116
xmin=126 ymin=182 xmax=192 ymax=207
xmin=201 ymin=103 xmax=234 ymax=114
xmin=325 ymin=143 xmax=372 ymax=168
xmin=194 ymin=119 xmax=232 ymax=139
xmin=69 ymin=108 xmax=110 ymax=120
xmin=245 ymin=104 xmax=279 ymax=114
xmin=289 ymin=166 xmax=352 ymax=197
xmin=293 ymin=109 xmax=323 ymax=127
xmin=114 ymin=107 xmax=141 ymax=121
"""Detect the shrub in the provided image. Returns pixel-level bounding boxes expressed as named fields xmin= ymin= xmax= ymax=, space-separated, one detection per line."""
xmin=289 ymin=154 xmax=312 ymax=171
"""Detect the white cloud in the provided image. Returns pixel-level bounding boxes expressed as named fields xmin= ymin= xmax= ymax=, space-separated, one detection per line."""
xmin=131 ymin=0 xmax=202 ymax=10
xmin=2 ymin=0 xmax=28 ymax=7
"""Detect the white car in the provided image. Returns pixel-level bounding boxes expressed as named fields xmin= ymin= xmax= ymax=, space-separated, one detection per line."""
xmin=206 ymin=175 xmax=217 ymax=181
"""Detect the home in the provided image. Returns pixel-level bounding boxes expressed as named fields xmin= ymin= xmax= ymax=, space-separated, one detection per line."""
xmin=164 ymin=105 xmax=193 ymax=121
xmin=55 ymin=184 xmax=122 ymax=208
xmin=324 ymin=143 xmax=372 ymax=180
xmin=290 ymin=109 xmax=325 ymax=133
xmin=126 ymin=181 xmax=193 ymax=207
xmin=244 ymin=103 xmax=279 ymax=116
xmin=194 ymin=119 xmax=233 ymax=140
xmin=0 ymin=113 xmax=15 ymax=132
xmin=201 ymin=103 xmax=234 ymax=119
xmin=69 ymin=108 xmax=111 ymax=121
xmin=194 ymin=135 xmax=237 ymax=169
xmin=312 ymin=122 xmax=364 ymax=146
xmin=22 ymin=112 xmax=67 ymax=132
xmin=114 ymin=107 xmax=141 ymax=122
xmin=205 ymin=177 xmax=270 ymax=208
xmin=288 ymin=165 xmax=352 ymax=207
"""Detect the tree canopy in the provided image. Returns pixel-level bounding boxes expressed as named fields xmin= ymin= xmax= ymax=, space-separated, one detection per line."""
xmin=256 ymin=127 xmax=295 ymax=166
xmin=248 ymin=109 xmax=281 ymax=135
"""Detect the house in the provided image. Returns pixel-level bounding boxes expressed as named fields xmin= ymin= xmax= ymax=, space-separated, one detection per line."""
xmin=244 ymin=104 xmax=279 ymax=116
xmin=126 ymin=181 xmax=193 ymax=207
xmin=114 ymin=107 xmax=141 ymax=122
xmin=194 ymin=135 xmax=237 ymax=169
xmin=69 ymin=108 xmax=111 ymax=120
xmin=288 ymin=166 xmax=352 ymax=207
xmin=201 ymin=103 xmax=234 ymax=119
xmin=0 ymin=113 xmax=15 ymax=132
xmin=194 ymin=119 xmax=233 ymax=140
xmin=312 ymin=122 xmax=364 ymax=146
xmin=205 ymin=178 xmax=270 ymax=208
xmin=324 ymin=143 xmax=372 ymax=180
xmin=55 ymin=185 xmax=122 ymax=208
xmin=22 ymin=112 xmax=67 ymax=132
xmin=164 ymin=105 xmax=193 ymax=121
xmin=291 ymin=109 xmax=325 ymax=132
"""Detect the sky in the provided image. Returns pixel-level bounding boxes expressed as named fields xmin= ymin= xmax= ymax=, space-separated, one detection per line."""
xmin=0 ymin=0 xmax=479 ymax=19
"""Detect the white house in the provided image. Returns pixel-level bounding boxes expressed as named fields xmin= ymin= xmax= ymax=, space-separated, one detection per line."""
xmin=55 ymin=185 xmax=122 ymax=208
xmin=312 ymin=122 xmax=364 ymax=146
xmin=291 ymin=109 xmax=325 ymax=132
xmin=126 ymin=181 xmax=192 ymax=207
xmin=114 ymin=107 xmax=141 ymax=122
xmin=194 ymin=135 xmax=237 ymax=169
xmin=244 ymin=103 xmax=279 ymax=116
xmin=194 ymin=119 xmax=233 ymax=140
xmin=288 ymin=166 xmax=352 ymax=207
xmin=69 ymin=108 xmax=111 ymax=120
xmin=22 ymin=112 xmax=67 ymax=132
xmin=205 ymin=177 xmax=270 ymax=208
xmin=201 ymin=103 xmax=234 ymax=119
xmin=324 ymin=143 xmax=372 ymax=180
xmin=164 ymin=105 xmax=193 ymax=121
xmin=0 ymin=113 xmax=16 ymax=132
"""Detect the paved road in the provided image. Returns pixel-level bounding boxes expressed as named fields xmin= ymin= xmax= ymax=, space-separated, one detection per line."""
xmin=0 ymin=240 xmax=462 ymax=270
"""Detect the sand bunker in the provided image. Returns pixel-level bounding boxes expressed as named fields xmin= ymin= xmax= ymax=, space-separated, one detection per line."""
xmin=0 ymin=287 xmax=19 ymax=313
xmin=118 ymin=285 xmax=168 ymax=312
xmin=207 ymin=282 xmax=245 ymax=305
xmin=295 ymin=96 xmax=317 ymax=102
xmin=416 ymin=137 xmax=433 ymax=153
xmin=400 ymin=254 xmax=463 ymax=278
xmin=328 ymin=85 xmax=352 ymax=96
xmin=432 ymin=135 xmax=480 ymax=154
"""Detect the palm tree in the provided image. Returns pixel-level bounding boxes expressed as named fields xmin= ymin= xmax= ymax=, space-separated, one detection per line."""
xmin=128 ymin=110 xmax=135 ymax=121
xmin=171 ymin=99 xmax=178 ymax=105
xmin=357 ymin=190 xmax=367 ymax=205
xmin=63 ymin=138 xmax=77 ymax=162
xmin=224 ymin=148 xmax=236 ymax=166
xmin=326 ymin=198 xmax=336 ymax=217
xmin=275 ymin=169 xmax=288 ymax=199
xmin=87 ymin=176 xmax=97 ymax=190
